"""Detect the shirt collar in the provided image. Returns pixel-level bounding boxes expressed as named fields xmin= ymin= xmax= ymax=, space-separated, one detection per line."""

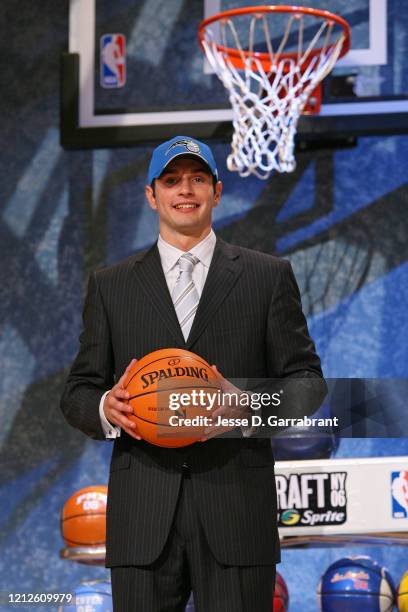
xmin=157 ymin=229 xmax=216 ymax=273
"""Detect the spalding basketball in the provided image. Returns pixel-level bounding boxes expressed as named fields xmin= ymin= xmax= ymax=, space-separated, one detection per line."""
xmin=398 ymin=571 xmax=408 ymax=611
xmin=274 ymin=572 xmax=289 ymax=611
xmin=124 ymin=348 xmax=222 ymax=448
xmin=61 ymin=485 xmax=107 ymax=547
xmin=317 ymin=555 xmax=395 ymax=612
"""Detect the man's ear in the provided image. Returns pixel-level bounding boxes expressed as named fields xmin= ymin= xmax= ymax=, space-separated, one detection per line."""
xmin=145 ymin=184 xmax=157 ymax=210
xmin=213 ymin=180 xmax=222 ymax=207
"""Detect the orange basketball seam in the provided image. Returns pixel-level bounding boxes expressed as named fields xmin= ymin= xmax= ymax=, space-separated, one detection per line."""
xmin=63 ymin=538 xmax=106 ymax=546
xmin=62 ymin=512 xmax=106 ymax=521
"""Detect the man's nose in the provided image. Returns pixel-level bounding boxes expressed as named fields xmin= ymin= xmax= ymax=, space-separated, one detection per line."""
xmin=178 ymin=177 xmax=193 ymax=194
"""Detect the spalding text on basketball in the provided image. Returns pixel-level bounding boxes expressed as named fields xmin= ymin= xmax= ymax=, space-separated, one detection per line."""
xmin=140 ymin=366 xmax=209 ymax=389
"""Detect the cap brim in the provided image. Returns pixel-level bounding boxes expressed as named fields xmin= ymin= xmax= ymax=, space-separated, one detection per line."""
xmin=155 ymin=152 xmax=217 ymax=181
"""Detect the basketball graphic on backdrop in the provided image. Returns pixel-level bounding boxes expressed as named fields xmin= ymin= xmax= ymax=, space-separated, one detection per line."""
xmin=61 ymin=485 xmax=107 ymax=548
xmin=124 ymin=348 xmax=222 ymax=448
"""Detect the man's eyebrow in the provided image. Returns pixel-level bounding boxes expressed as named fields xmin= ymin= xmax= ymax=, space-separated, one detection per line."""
xmin=161 ymin=164 xmax=210 ymax=176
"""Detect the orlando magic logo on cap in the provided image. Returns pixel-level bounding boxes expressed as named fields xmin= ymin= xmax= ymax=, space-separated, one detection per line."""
xmin=166 ymin=139 xmax=201 ymax=154
xmin=148 ymin=136 xmax=218 ymax=184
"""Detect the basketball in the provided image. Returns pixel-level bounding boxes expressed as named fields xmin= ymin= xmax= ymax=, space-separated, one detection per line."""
xmin=398 ymin=571 xmax=408 ymax=611
xmin=61 ymin=485 xmax=107 ymax=548
xmin=123 ymin=348 xmax=222 ymax=447
xmin=270 ymin=430 xmax=338 ymax=461
xmin=271 ymin=401 xmax=338 ymax=460
xmin=274 ymin=572 xmax=289 ymax=611
xmin=317 ymin=555 xmax=395 ymax=612
xmin=58 ymin=580 xmax=112 ymax=612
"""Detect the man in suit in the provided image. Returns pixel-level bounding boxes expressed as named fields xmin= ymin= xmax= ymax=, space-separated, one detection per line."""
xmin=61 ymin=136 xmax=325 ymax=611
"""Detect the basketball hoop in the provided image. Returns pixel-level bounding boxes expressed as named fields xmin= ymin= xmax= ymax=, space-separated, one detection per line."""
xmin=198 ymin=6 xmax=350 ymax=178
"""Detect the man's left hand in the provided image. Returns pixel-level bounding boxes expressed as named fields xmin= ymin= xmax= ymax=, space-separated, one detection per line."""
xmin=200 ymin=365 xmax=251 ymax=441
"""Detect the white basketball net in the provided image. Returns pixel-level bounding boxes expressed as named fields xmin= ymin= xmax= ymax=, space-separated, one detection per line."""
xmin=201 ymin=11 xmax=347 ymax=178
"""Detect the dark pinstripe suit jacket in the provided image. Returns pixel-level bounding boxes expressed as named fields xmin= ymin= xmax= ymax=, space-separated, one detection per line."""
xmin=60 ymin=237 xmax=324 ymax=567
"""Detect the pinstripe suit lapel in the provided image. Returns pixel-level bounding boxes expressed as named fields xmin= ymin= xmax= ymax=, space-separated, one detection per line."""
xmin=186 ymin=238 xmax=242 ymax=349
xmin=132 ymin=244 xmax=186 ymax=345
xmin=132 ymin=238 xmax=242 ymax=349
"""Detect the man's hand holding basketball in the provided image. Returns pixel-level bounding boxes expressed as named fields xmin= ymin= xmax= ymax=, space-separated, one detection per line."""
xmin=200 ymin=365 xmax=251 ymax=441
xmin=103 ymin=358 xmax=142 ymax=440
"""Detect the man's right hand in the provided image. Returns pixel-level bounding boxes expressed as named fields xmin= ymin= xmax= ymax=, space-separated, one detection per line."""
xmin=103 ymin=358 xmax=142 ymax=440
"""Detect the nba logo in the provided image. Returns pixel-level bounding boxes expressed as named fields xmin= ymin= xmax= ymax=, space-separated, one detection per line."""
xmin=391 ymin=471 xmax=408 ymax=518
xmin=100 ymin=34 xmax=126 ymax=88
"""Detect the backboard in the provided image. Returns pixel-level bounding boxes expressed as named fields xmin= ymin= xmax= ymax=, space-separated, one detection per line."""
xmin=61 ymin=0 xmax=408 ymax=149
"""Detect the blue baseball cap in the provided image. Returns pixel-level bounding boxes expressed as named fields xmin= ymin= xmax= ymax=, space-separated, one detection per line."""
xmin=147 ymin=136 xmax=218 ymax=185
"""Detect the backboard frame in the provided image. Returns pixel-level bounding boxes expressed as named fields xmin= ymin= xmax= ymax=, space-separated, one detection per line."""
xmin=61 ymin=0 xmax=408 ymax=149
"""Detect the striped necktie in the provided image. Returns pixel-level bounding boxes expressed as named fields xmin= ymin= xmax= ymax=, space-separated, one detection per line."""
xmin=172 ymin=253 xmax=200 ymax=341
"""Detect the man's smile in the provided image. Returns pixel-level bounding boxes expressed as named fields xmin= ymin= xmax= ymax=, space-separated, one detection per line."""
xmin=173 ymin=202 xmax=200 ymax=211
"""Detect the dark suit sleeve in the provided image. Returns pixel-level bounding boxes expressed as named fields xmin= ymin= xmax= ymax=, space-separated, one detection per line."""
xmin=60 ymin=272 xmax=115 ymax=440
xmin=248 ymin=260 xmax=327 ymax=428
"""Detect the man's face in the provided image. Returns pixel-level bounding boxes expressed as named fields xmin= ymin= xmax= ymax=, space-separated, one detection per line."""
xmin=145 ymin=157 xmax=222 ymax=237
